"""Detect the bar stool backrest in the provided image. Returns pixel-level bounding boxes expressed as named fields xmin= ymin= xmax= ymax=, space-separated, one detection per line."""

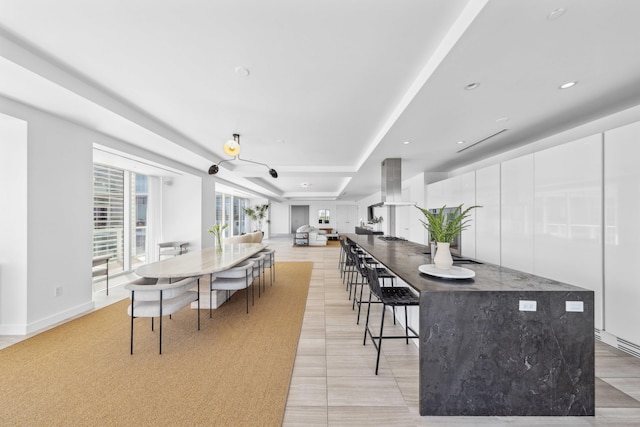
xmin=364 ymin=264 xmax=383 ymax=300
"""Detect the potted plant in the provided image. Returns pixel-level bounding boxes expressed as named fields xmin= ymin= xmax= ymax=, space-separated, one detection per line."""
xmin=207 ymin=223 xmax=228 ymax=252
xmin=416 ymin=204 xmax=479 ymax=270
xmin=369 ymin=215 xmax=384 ymax=232
xmin=243 ymin=203 xmax=270 ymax=233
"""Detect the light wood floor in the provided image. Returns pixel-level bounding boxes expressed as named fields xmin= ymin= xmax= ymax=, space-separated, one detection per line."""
xmin=2 ymin=236 xmax=640 ymax=426
xmin=270 ymin=237 xmax=640 ymax=426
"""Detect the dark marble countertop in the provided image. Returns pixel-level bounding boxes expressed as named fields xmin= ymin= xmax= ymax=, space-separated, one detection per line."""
xmin=344 ymin=234 xmax=590 ymax=294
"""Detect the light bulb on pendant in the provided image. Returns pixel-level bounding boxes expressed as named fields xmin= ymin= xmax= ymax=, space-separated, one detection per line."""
xmin=223 ymin=133 xmax=241 ymax=157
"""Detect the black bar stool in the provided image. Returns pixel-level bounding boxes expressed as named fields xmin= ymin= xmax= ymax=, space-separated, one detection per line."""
xmin=362 ymin=264 xmax=419 ymax=375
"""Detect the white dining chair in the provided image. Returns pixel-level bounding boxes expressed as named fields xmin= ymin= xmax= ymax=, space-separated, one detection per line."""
xmin=209 ymin=260 xmax=255 ymax=316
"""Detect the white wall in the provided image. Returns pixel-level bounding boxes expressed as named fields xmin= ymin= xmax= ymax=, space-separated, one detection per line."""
xmin=0 ymin=98 xmax=95 ymax=334
xmin=309 ymin=202 xmax=338 ymax=230
xmin=0 ymin=96 xmax=207 ymax=334
xmin=27 ymin=109 xmax=96 ymax=330
xmin=0 ymin=114 xmax=28 ymax=333
xmin=270 ymin=199 xmax=360 ymax=236
xmin=269 ymin=201 xmax=290 ymax=236
xmin=403 ymin=172 xmax=426 ymax=242
xmin=162 ymin=174 xmax=203 ymax=250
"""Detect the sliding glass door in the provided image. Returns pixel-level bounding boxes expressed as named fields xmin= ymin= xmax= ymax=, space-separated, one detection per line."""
xmin=93 ymin=164 xmax=151 ymax=289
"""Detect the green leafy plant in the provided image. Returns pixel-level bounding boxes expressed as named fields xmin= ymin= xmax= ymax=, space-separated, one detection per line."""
xmin=416 ymin=204 xmax=479 ymax=243
xmin=243 ymin=203 xmax=270 ymax=232
xmin=207 ymin=223 xmax=228 ymax=249
xmin=369 ymin=215 xmax=383 ymax=224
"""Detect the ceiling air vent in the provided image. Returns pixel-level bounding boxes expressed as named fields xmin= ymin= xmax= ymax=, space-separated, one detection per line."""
xmin=457 ymin=128 xmax=508 ymax=153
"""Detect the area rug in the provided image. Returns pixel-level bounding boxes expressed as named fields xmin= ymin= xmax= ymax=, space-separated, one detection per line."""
xmin=0 ymin=262 xmax=312 ymax=427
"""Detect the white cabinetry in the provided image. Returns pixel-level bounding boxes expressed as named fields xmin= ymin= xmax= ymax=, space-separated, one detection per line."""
xmin=426 ymin=179 xmax=445 ymax=208
xmin=427 ymin=175 xmax=461 ymax=208
xmin=604 ymin=121 xmax=640 ymax=344
xmin=501 ymin=154 xmax=534 ymax=273
xmin=459 ymin=172 xmax=476 ymax=259
xmin=441 ymin=176 xmax=461 ymax=206
xmin=534 ymin=135 xmax=603 ymax=329
xmin=475 ymin=165 xmax=501 ymax=265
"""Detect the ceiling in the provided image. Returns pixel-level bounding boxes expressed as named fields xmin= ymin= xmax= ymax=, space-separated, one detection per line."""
xmin=2 ymin=0 xmax=640 ymax=202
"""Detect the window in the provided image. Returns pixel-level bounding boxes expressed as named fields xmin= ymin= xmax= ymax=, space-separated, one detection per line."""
xmin=93 ymin=164 xmax=124 ymax=274
xmin=224 ymin=195 xmax=231 ymax=237
xmin=215 ymin=192 xmax=249 ymax=236
xmin=93 ymin=164 xmax=150 ymax=279
xmin=239 ymin=198 xmax=248 ymax=234
xmin=133 ymin=175 xmax=148 ymax=267
xmin=319 ymin=209 xmax=330 ymax=224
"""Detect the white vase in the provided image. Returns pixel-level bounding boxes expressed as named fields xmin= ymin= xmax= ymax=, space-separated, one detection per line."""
xmin=434 ymin=242 xmax=453 ymax=270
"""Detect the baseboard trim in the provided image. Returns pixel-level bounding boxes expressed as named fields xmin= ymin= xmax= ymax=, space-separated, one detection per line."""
xmin=26 ymin=301 xmax=95 ymax=335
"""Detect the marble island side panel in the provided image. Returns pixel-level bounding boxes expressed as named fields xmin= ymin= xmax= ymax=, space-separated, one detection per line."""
xmin=343 ymin=234 xmax=595 ymax=417
xmin=420 ymin=289 xmax=594 ymax=416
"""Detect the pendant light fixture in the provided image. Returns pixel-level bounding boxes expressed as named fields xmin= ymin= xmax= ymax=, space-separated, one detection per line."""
xmin=223 ymin=134 xmax=241 ymax=156
xmin=208 ymin=133 xmax=278 ymax=178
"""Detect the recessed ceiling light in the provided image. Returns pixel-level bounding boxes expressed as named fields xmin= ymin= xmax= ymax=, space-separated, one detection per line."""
xmin=456 ymin=140 xmax=465 ymax=145
xmin=495 ymin=117 xmax=510 ymax=123
xmin=234 ymin=66 xmax=250 ymax=77
xmin=464 ymin=82 xmax=480 ymax=90
xmin=547 ymin=8 xmax=566 ymax=21
xmin=403 ymin=140 xmax=411 ymax=145
xmin=559 ymin=81 xmax=577 ymax=89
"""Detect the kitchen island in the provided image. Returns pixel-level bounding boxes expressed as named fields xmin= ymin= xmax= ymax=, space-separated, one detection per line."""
xmin=345 ymin=234 xmax=594 ymax=417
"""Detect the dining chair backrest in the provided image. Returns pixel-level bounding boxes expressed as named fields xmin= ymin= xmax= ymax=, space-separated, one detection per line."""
xmin=211 ymin=260 xmax=254 ymax=279
xmin=250 ymin=253 xmax=265 ymax=277
xmin=261 ymin=249 xmax=275 ymax=267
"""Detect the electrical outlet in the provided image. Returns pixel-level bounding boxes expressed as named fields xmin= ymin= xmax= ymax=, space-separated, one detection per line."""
xmin=566 ymin=301 xmax=584 ymax=312
xmin=519 ymin=300 xmax=537 ymax=312
xmin=55 ymin=286 xmax=63 ymax=297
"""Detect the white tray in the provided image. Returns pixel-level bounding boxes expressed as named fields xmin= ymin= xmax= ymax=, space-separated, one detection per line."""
xmin=418 ymin=264 xmax=475 ymax=279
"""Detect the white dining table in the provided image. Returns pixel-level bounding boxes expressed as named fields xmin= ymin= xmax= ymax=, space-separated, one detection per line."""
xmin=135 ymin=243 xmax=266 ymax=279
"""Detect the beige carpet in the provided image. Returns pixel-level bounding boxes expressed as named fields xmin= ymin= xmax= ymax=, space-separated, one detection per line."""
xmin=0 ymin=262 xmax=312 ymax=427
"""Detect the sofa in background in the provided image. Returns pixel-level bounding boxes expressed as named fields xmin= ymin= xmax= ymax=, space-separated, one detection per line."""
xmin=223 ymin=231 xmax=263 ymax=244
xmin=295 ymin=225 xmax=328 ymax=246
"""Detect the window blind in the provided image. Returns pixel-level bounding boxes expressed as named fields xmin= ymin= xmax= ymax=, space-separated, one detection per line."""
xmin=93 ymin=164 xmax=124 ymax=261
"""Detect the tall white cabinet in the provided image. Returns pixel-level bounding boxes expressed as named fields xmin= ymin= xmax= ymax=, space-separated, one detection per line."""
xmin=475 ymin=165 xmax=501 ymax=265
xmin=459 ymin=172 xmax=476 ymax=259
xmin=501 ymin=154 xmax=534 ymax=274
xmin=533 ymin=135 xmax=603 ymax=329
xmin=604 ymin=121 xmax=640 ymax=346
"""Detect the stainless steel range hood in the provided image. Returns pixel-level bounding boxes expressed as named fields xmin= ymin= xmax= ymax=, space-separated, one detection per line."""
xmin=370 ymin=158 xmax=415 ymax=207
xmin=368 ymin=158 xmax=415 ymax=238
